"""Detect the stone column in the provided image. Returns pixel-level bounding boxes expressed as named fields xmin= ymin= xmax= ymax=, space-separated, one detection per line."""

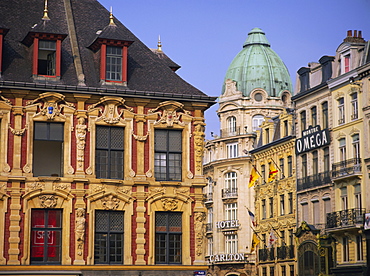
xmin=135 ymin=185 xmax=146 ymax=265
xmin=7 ymin=180 xmax=21 ymax=265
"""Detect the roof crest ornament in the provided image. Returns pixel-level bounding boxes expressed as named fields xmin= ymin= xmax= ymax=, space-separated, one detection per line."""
xmin=109 ymin=6 xmax=116 ymax=26
xmin=157 ymin=35 xmax=162 ymax=52
xmin=42 ymin=0 xmax=50 ymax=21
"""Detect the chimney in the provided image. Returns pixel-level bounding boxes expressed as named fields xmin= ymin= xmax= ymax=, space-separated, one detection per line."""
xmin=354 ymin=30 xmax=358 ymax=37
xmin=344 ymin=30 xmax=365 ymax=43
xmin=359 ymin=30 xmax=362 ymax=38
xmin=347 ymin=30 xmax=352 ymax=37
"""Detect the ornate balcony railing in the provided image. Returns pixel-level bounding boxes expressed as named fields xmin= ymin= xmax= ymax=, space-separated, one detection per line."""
xmin=297 ymin=171 xmax=331 ymax=191
xmin=277 ymin=245 xmax=295 ymax=260
xmin=221 ymin=188 xmax=238 ymax=199
xmin=220 ymin=127 xmax=246 ymax=138
xmin=204 ymin=193 xmax=213 ymax=203
xmin=332 ymin=158 xmax=361 ymax=179
xmin=326 ymin=208 xmax=365 ymax=229
xmin=258 ymin=248 xmax=275 ymax=262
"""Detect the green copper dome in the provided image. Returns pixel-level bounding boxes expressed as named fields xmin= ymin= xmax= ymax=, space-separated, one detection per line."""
xmin=222 ymin=28 xmax=292 ymax=97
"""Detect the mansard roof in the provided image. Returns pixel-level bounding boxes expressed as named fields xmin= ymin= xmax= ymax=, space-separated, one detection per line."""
xmin=0 ymin=0 xmax=214 ymax=100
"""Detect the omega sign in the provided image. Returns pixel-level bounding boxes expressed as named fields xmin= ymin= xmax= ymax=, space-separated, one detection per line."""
xmin=295 ymin=125 xmax=330 ymax=155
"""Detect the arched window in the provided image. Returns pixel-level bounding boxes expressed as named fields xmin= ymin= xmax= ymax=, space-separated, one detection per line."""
xmin=227 ymin=116 xmax=237 ymax=135
xmin=252 ymin=115 xmax=264 ymax=131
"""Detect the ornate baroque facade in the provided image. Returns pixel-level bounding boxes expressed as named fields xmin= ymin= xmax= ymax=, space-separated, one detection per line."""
xmin=0 ymin=0 xmax=216 ymax=275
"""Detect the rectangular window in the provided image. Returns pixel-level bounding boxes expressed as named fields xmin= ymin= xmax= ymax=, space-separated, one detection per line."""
xmin=31 ymin=209 xmax=62 ymax=264
xmin=269 ymin=197 xmax=274 ymax=218
xmin=261 ymin=165 xmax=266 ymax=183
xmin=338 ymin=98 xmax=345 ymax=124
xmin=288 ymin=230 xmax=294 ymax=246
xmin=288 ymin=193 xmax=293 ymax=214
xmin=322 ymin=102 xmax=328 ymax=129
xmin=352 ymin=134 xmax=360 ymax=161
xmin=225 ymin=203 xmax=238 ymax=221
xmin=323 ymin=198 xmax=331 ymax=217
xmin=323 ymin=147 xmax=330 ymax=172
xmin=356 ymin=235 xmax=363 ymax=261
xmin=207 ymin=237 xmax=213 ymax=256
xmin=284 ymin=120 xmax=289 ymax=137
xmin=312 ymin=200 xmax=320 ymax=225
xmin=270 ymin=266 xmax=275 ymax=276
xmin=289 ymin=265 xmax=294 ymax=276
xmin=280 ymin=195 xmax=285 ymax=216
xmin=33 ymin=122 xmax=64 ymax=177
xmin=226 ymin=142 xmax=238 ymax=158
xmin=38 ymin=40 xmax=56 ymax=75
xmin=351 ymin=93 xmax=358 ymax=120
xmin=94 ymin=211 xmax=124 ymax=264
xmin=312 ymin=151 xmax=318 ymax=175
xmin=344 ymin=55 xmax=350 ymax=73
xmin=265 ymin=128 xmax=270 ymax=143
xmin=282 ymin=265 xmax=286 ymax=276
xmin=155 ymin=212 xmax=182 ymax=264
xmin=300 ymin=111 xmax=306 ymax=131
xmin=279 ymin=158 xmax=285 ymax=179
xmin=280 ymin=230 xmax=285 ymax=246
xmin=287 ymin=156 xmax=293 ymax=177
xmin=155 ymin=129 xmax=182 ymax=181
xmin=343 ymin=236 xmax=349 ymax=262
xmin=106 ymin=46 xmax=122 ymax=81
xmin=225 ymin=234 xmax=238 ymax=254
xmin=354 ymin=184 xmax=362 ymax=209
xmin=262 ymin=267 xmax=267 ymax=276
xmin=96 ymin=126 xmax=124 ymax=179
xmin=311 ymin=106 xmax=317 ymax=126
xmin=341 ymin=187 xmax=348 ymax=210
xmin=339 ymin=138 xmax=346 ymax=162
xmin=301 ymin=154 xmax=307 ymax=178
xmin=262 ymin=199 xmax=266 ymax=219
xmin=301 ymin=202 xmax=308 ymax=223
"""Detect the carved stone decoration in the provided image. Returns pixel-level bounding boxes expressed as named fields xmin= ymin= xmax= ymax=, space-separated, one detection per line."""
xmin=148 ymin=101 xmax=190 ymax=126
xmin=85 ymin=166 xmax=93 ymax=175
xmin=53 ymin=183 xmax=70 ymax=191
xmin=132 ymin=130 xmax=149 ymax=141
xmin=223 ymin=79 xmax=238 ymax=97
xmin=117 ymin=187 xmax=131 ymax=194
xmin=145 ymin=169 xmax=153 ymax=178
xmin=3 ymin=163 xmax=11 ymax=173
xmin=193 ymin=124 xmax=205 ymax=173
xmin=101 ymin=195 xmax=120 ymax=210
xmin=0 ymin=92 xmax=11 ymax=105
xmin=148 ymin=187 xmax=165 ymax=196
xmin=26 ymin=182 xmax=45 ymax=192
xmin=75 ymin=117 xmax=87 ymax=171
xmin=9 ymin=124 xmax=27 ymax=136
xmin=88 ymin=96 xmax=133 ymax=124
xmin=162 ymin=198 xmax=178 ymax=211
xmin=194 ymin=212 xmax=205 ymax=256
xmin=27 ymin=92 xmax=75 ymax=120
xmin=39 ymin=195 xmax=57 ymax=208
xmin=93 ymin=184 xmax=105 ymax=193
xmin=75 ymin=208 xmax=86 ymax=256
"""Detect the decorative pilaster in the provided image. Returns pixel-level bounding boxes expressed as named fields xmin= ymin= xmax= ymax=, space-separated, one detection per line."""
xmin=135 ymin=185 xmax=146 ymax=264
xmin=11 ymin=95 xmax=25 ymax=175
xmin=7 ymin=181 xmax=22 ymax=265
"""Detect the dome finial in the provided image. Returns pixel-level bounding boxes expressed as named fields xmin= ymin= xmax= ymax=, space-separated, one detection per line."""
xmin=157 ymin=35 xmax=162 ymax=52
xmin=42 ymin=0 xmax=50 ymax=21
xmin=109 ymin=6 xmax=116 ymax=26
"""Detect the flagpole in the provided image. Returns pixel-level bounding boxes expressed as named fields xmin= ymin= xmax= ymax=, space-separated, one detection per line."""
xmin=252 ymin=164 xmax=266 ymax=184
xmin=270 ymin=158 xmax=285 ymax=178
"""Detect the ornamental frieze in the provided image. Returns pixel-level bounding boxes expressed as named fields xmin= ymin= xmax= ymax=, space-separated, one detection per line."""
xmin=162 ymin=198 xmax=178 ymax=211
xmin=26 ymin=92 xmax=75 ymax=120
xmin=88 ymin=96 xmax=133 ymax=125
xmin=101 ymin=195 xmax=120 ymax=210
xmin=25 ymin=182 xmax=45 ymax=192
xmin=148 ymin=101 xmax=190 ymax=127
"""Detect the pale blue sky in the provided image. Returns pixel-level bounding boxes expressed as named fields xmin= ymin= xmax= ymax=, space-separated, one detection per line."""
xmin=100 ymin=0 xmax=370 ymax=139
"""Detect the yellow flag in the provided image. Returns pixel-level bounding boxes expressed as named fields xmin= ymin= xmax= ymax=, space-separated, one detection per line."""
xmin=268 ymin=162 xmax=278 ymax=182
xmin=251 ymin=232 xmax=260 ymax=252
xmin=248 ymin=166 xmax=259 ymax=187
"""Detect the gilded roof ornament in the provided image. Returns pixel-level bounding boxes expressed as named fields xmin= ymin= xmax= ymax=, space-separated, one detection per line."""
xmin=42 ymin=0 xmax=50 ymax=21
xmin=109 ymin=6 xmax=116 ymax=26
xmin=157 ymin=35 xmax=162 ymax=52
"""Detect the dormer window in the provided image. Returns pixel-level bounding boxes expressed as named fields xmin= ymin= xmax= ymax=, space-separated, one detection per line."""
xmin=106 ymin=46 xmax=122 ymax=81
xmin=38 ymin=40 xmax=57 ymax=76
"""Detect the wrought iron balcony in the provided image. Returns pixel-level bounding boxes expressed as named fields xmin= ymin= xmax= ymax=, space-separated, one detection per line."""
xmin=204 ymin=193 xmax=213 ymax=203
xmin=206 ymin=223 xmax=213 ymax=233
xmin=221 ymin=188 xmax=238 ymax=199
xmin=277 ymin=245 xmax=295 ymax=260
xmin=258 ymin=248 xmax=275 ymax=262
xmin=297 ymin=171 xmax=331 ymax=191
xmin=326 ymin=208 xmax=365 ymax=229
xmin=220 ymin=127 xmax=246 ymax=138
xmin=332 ymin=158 xmax=361 ymax=179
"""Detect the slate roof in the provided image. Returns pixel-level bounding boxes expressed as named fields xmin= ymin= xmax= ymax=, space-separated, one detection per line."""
xmin=0 ymin=0 xmax=215 ymax=101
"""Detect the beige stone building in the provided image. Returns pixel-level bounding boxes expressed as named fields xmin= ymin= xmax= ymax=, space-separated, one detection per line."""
xmin=203 ymin=28 xmax=293 ymax=276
